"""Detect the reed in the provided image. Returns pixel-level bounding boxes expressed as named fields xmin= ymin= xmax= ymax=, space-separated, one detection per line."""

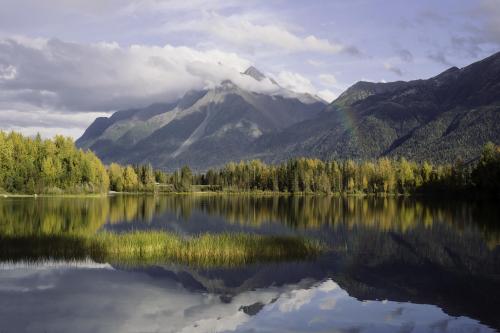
xmin=0 ymin=231 xmax=324 ymax=267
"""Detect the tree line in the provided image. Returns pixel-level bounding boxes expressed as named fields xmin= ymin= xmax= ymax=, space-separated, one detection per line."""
xmin=1 ymin=131 xmax=499 ymax=195
xmin=0 ymin=131 xmax=109 ymax=194
xmin=194 ymin=142 xmax=500 ymax=196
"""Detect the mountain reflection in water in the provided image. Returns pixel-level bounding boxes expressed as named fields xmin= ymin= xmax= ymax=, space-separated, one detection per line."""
xmin=0 ymin=195 xmax=499 ymax=332
xmin=0 ymin=261 xmax=495 ymax=333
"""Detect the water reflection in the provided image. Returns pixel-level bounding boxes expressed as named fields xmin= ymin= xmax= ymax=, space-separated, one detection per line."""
xmin=0 ymin=195 xmax=499 ymax=331
xmin=0 ymin=262 xmax=494 ymax=333
xmin=1 ymin=195 xmax=499 ymax=243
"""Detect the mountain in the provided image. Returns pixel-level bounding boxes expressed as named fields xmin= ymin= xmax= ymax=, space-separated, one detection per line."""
xmin=76 ymin=67 xmax=326 ymax=169
xmin=78 ymin=52 xmax=500 ymax=169
xmin=250 ymin=51 xmax=500 ymax=164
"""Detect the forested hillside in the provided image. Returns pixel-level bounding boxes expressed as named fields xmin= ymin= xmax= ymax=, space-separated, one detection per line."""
xmin=253 ymin=51 xmax=500 ymax=164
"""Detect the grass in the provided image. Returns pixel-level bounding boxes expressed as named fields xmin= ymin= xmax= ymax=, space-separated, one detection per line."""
xmin=0 ymin=231 xmax=324 ymax=267
xmin=0 ymin=193 xmax=107 ymax=198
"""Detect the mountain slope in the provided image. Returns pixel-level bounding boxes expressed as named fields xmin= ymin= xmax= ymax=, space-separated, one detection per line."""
xmin=79 ymin=52 xmax=500 ymax=169
xmin=77 ymin=67 xmax=326 ymax=169
xmin=251 ymin=51 xmax=500 ymax=164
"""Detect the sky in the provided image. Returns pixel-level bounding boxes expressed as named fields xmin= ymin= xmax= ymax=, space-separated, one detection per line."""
xmin=0 ymin=0 xmax=499 ymax=139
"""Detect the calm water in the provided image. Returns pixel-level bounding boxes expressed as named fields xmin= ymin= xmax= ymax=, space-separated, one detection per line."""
xmin=0 ymin=195 xmax=499 ymax=332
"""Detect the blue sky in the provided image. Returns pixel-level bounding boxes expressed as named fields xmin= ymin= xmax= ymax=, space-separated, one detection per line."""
xmin=0 ymin=0 xmax=499 ymax=138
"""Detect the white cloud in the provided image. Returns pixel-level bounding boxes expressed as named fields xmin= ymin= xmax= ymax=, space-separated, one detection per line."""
xmin=166 ymin=12 xmax=346 ymax=55
xmin=0 ymin=36 xmax=282 ymax=137
xmin=317 ymin=90 xmax=337 ymax=103
xmin=318 ymin=74 xmax=338 ymax=86
xmin=0 ymin=36 xmax=338 ymax=138
xmin=0 ymin=37 xmax=259 ymax=113
xmin=0 ymin=109 xmax=109 ymax=138
xmin=307 ymin=59 xmax=326 ymax=67
xmin=278 ymin=288 xmax=316 ymax=313
xmin=119 ymin=0 xmax=253 ymax=15
xmin=274 ymin=70 xmax=340 ymax=102
xmin=1 ymin=267 xmax=491 ymax=333
xmin=275 ymin=71 xmax=316 ymax=95
xmin=277 ymin=280 xmax=339 ymax=313
xmin=0 ymin=64 xmax=17 ymax=80
xmin=0 ymin=264 xmax=283 ymax=333
xmin=185 ymin=61 xmax=279 ymax=94
xmin=2 ymin=126 xmax=88 ymax=140
xmin=317 ymin=279 xmax=338 ymax=292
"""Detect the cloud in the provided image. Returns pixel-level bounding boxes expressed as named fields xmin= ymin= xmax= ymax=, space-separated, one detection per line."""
xmin=384 ymin=63 xmax=403 ymax=76
xmin=0 ymin=36 xmax=336 ymax=138
xmin=307 ymin=59 xmax=326 ymax=67
xmin=319 ymin=296 xmax=337 ymax=310
xmin=450 ymin=36 xmax=483 ymax=58
xmin=416 ymin=10 xmax=450 ymax=26
xmin=278 ymin=288 xmax=316 ymax=313
xmin=317 ymin=90 xmax=337 ymax=103
xmin=2 ymin=268 xmax=491 ymax=333
xmin=119 ymin=0 xmax=256 ymax=15
xmin=477 ymin=0 xmax=500 ymax=44
xmin=427 ymin=52 xmax=454 ymax=67
xmin=318 ymin=74 xmax=338 ymax=86
xmin=0 ymin=265 xmax=257 ymax=333
xmin=317 ymin=74 xmax=345 ymax=101
xmin=0 ymin=36 xmax=268 ymax=138
xmin=185 ymin=61 xmax=279 ymax=94
xmin=0 ymin=108 xmax=109 ymax=138
xmin=0 ymin=37 xmax=261 ymax=113
xmin=0 ymin=64 xmax=17 ymax=80
xmin=275 ymin=71 xmax=316 ymax=95
xmin=397 ymin=49 xmax=413 ymax=63
xmin=165 ymin=12 xmax=347 ymax=55
xmin=0 ymin=108 xmax=109 ymax=129
xmin=0 ymin=35 xmax=337 ymax=114
xmin=411 ymin=1 xmax=499 ymax=65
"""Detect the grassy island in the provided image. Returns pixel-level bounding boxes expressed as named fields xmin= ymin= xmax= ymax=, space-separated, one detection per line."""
xmin=0 ymin=231 xmax=324 ymax=267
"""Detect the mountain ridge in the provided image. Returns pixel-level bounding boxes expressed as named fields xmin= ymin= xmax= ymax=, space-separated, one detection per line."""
xmin=77 ymin=66 xmax=326 ymax=170
xmin=78 ymin=54 xmax=500 ymax=170
xmin=248 ymin=51 xmax=500 ymax=165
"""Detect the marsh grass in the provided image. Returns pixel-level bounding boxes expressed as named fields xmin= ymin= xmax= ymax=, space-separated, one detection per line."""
xmin=0 ymin=231 xmax=324 ymax=267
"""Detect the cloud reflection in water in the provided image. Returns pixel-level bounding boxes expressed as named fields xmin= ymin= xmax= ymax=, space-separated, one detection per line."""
xmin=0 ymin=263 xmax=494 ymax=333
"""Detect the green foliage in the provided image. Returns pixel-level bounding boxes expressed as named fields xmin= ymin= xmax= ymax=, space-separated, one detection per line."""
xmin=472 ymin=142 xmax=500 ymax=195
xmin=108 ymin=163 xmax=124 ymax=192
xmin=194 ymin=145 xmax=500 ymax=195
xmin=173 ymin=165 xmax=193 ymax=192
xmin=123 ymin=165 xmax=139 ymax=191
xmin=138 ymin=164 xmax=155 ymax=191
xmin=0 ymin=231 xmax=324 ymax=267
xmin=1 ymin=130 xmax=498 ymax=196
xmin=108 ymin=163 xmax=159 ymax=192
xmin=0 ymin=131 xmax=109 ymax=194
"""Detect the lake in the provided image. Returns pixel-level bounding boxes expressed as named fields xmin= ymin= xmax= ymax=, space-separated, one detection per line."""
xmin=0 ymin=195 xmax=499 ymax=332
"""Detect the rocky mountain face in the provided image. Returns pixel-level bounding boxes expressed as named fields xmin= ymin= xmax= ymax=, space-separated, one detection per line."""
xmin=78 ymin=52 xmax=500 ymax=170
xmin=76 ymin=67 xmax=326 ymax=170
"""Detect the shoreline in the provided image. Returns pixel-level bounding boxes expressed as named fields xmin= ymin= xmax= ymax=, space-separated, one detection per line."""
xmin=0 ymin=190 xmax=415 ymax=198
xmin=0 ymin=190 xmax=478 ymax=199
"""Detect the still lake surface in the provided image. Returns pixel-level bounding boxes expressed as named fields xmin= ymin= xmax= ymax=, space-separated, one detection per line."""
xmin=0 ymin=194 xmax=499 ymax=332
